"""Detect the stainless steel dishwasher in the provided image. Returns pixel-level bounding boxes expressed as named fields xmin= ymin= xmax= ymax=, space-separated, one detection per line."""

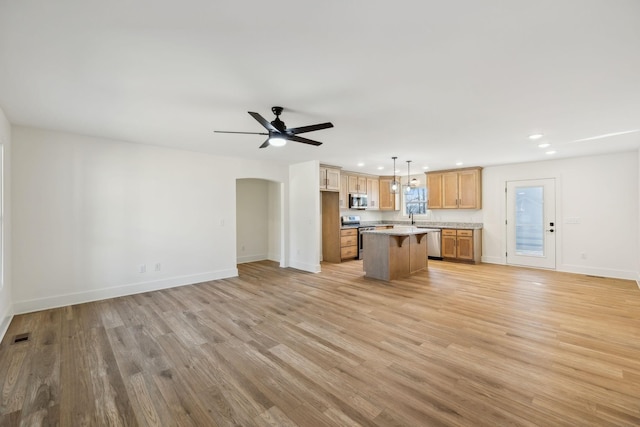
xmin=420 ymin=228 xmax=442 ymax=260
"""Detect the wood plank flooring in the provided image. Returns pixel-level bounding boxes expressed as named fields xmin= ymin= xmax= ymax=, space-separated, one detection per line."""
xmin=1 ymin=260 xmax=639 ymax=426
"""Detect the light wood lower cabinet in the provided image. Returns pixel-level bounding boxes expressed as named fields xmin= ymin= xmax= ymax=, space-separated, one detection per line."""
xmin=340 ymin=228 xmax=358 ymax=260
xmin=442 ymin=229 xmax=481 ymax=263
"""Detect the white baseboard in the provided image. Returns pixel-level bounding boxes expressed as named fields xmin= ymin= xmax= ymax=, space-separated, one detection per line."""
xmin=237 ymin=254 xmax=268 ymax=264
xmin=480 ymin=257 xmax=638 ymax=281
xmin=0 ymin=304 xmax=14 ymax=344
xmin=268 ymin=252 xmax=280 ymax=262
xmin=558 ymin=264 xmax=638 ymax=280
xmin=289 ymin=259 xmax=321 ymax=273
xmin=12 ymin=268 xmax=238 ymax=315
xmin=481 ymin=255 xmax=505 ymax=265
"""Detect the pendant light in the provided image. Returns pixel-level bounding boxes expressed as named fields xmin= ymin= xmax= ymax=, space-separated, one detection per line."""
xmin=405 ymin=160 xmax=412 ymax=193
xmin=390 ymin=156 xmax=400 ymax=194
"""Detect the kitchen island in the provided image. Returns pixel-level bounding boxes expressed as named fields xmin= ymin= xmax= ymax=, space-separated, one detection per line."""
xmin=361 ymin=227 xmax=430 ymax=281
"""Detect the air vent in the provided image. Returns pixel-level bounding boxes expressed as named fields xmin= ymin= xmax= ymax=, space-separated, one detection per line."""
xmin=12 ymin=333 xmax=30 ymax=344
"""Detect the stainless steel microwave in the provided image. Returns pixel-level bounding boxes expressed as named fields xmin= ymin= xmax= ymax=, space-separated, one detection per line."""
xmin=349 ymin=194 xmax=368 ymax=209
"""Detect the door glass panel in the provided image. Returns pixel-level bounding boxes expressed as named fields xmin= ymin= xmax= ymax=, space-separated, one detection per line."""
xmin=515 ymin=186 xmax=544 ymax=256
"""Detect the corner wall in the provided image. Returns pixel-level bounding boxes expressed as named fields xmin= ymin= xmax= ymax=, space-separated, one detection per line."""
xmin=482 ymin=151 xmax=638 ymax=279
xmin=0 ymin=107 xmax=12 ymax=340
xmin=11 ymin=126 xmax=291 ymax=313
xmin=289 ymin=161 xmax=321 ymax=272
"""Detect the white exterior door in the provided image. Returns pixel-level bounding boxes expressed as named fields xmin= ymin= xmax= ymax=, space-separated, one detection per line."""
xmin=506 ymin=179 xmax=556 ymax=269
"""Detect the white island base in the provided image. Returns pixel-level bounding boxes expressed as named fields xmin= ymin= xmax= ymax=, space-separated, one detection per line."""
xmin=362 ymin=228 xmax=429 ymax=281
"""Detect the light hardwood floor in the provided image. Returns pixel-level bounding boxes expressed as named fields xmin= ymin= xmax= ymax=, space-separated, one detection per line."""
xmin=1 ymin=260 xmax=639 ymax=426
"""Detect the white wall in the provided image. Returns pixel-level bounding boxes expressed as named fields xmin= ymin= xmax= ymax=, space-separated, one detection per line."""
xmin=289 ymin=161 xmax=321 ymax=272
xmin=11 ymin=126 xmax=292 ymax=313
xmin=0 ymin=107 xmax=12 ymax=339
xmin=267 ymin=181 xmax=282 ymax=262
xmin=236 ymin=178 xmax=283 ymax=264
xmin=236 ymin=179 xmax=268 ymax=263
xmin=482 ymin=151 xmax=638 ymax=279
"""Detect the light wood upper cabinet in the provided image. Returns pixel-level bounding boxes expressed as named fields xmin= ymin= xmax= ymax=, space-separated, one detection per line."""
xmin=426 ymin=173 xmax=443 ymax=209
xmin=458 ymin=169 xmax=481 ymax=209
xmin=320 ymin=165 xmax=341 ymax=192
xmin=378 ymin=177 xmax=399 ymax=211
xmin=442 ymin=172 xmax=459 ymax=208
xmin=347 ymin=175 xmax=367 ymax=194
xmin=339 ymin=174 xmax=348 ymax=209
xmin=426 ymin=167 xmax=482 ymax=209
xmin=366 ymin=178 xmax=380 ymax=210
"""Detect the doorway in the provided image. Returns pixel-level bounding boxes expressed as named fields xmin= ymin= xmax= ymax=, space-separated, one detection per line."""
xmin=506 ymin=178 xmax=556 ymax=269
xmin=235 ymin=178 xmax=283 ymax=265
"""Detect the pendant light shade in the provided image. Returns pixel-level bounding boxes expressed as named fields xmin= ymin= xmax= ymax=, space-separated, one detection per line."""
xmin=405 ymin=160 xmax=420 ymax=191
xmin=390 ymin=156 xmax=400 ymax=194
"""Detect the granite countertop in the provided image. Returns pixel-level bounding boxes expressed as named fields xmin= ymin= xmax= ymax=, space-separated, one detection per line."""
xmin=357 ymin=221 xmax=483 ymax=230
xmin=361 ymin=227 xmax=432 ymax=236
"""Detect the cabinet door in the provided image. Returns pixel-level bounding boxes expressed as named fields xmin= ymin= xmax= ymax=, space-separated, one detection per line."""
xmin=325 ymin=168 xmax=340 ymax=192
xmin=442 ymin=234 xmax=457 ymax=258
xmin=379 ymin=178 xmax=392 ymax=210
xmin=357 ymin=176 xmax=367 ymax=194
xmin=347 ymin=175 xmax=359 ymax=193
xmin=367 ymin=178 xmax=379 ymax=209
xmin=426 ymin=173 xmax=443 ymax=209
xmin=379 ymin=178 xmax=398 ymax=210
xmin=456 ymin=234 xmax=474 ymax=260
xmin=319 ymin=167 xmax=327 ymax=190
xmin=458 ymin=169 xmax=480 ymax=209
xmin=339 ymin=175 xmax=348 ymax=208
xmin=442 ymin=172 xmax=459 ymax=208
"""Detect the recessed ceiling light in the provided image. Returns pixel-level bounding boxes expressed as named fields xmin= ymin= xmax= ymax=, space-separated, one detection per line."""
xmin=394 ymin=169 xmax=400 ymax=174
xmin=538 ymin=143 xmax=551 ymax=148
xmin=357 ymin=162 xmax=365 ymax=167
xmin=545 ymin=150 xmax=556 ymax=155
xmin=377 ymin=166 xmax=384 ymax=170
xmin=455 ymin=162 xmax=464 ymax=166
xmin=529 ymin=133 xmax=544 ymax=140
xmin=422 ymin=166 xmax=429 ymax=170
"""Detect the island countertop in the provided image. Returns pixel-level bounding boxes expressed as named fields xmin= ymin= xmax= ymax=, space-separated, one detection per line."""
xmin=361 ymin=227 xmax=436 ymax=236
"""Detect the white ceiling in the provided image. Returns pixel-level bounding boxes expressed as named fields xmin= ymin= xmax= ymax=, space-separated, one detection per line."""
xmin=1 ymin=0 xmax=639 ymax=175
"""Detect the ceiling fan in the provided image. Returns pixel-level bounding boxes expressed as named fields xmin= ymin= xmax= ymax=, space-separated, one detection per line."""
xmin=215 ymin=106 xmax=333 ymax=148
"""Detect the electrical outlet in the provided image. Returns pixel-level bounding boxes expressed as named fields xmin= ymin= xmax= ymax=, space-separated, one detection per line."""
xmin=139 ymin=264 xmax=146 ymax=273
xmin=155 ymin=263 xmax=161 ymax=271
xmin=580 ymin=252 xmax=587 ymax=260
xmin=241 ymin=245 xmax=245 ymax=252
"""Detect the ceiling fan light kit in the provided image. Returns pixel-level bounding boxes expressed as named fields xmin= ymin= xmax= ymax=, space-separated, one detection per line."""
xmin=215 ymin=106 xmax=334 ymax=149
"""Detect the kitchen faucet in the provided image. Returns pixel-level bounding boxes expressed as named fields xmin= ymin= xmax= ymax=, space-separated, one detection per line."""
xmin=410 ymin=213 xmax=415 ymax=225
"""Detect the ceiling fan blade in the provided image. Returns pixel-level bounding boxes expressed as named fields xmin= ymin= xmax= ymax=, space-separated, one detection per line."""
xmin=259 ymin=138 xmax=270 ymax=149
xmin=214 ymin=130 xmax=269 ymax=135
xmin=248 ymin=111 xmax=278 ymax=132
xmin=288 ymin=135 xmax=323 ymax=146
xmin=287 ymin=122 xmax=334 ymax=135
